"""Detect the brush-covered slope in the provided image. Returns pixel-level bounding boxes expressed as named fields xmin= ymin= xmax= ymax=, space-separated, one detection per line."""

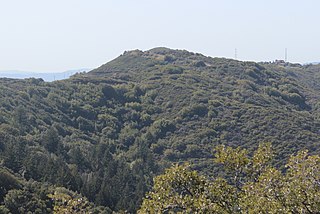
xmin=1 ymin=47 xmax=320 ymax=212
xmin=82 ymin=47 xmax=320 ymax=161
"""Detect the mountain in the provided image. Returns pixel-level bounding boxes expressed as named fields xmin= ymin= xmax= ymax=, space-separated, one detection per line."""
xmin=1 ymin=47 xmax=320 ymax=212
xmin=0 ymin=69 xmax=90 ymax=82
xmin=309 ymin=62 xmax=320 ymax=65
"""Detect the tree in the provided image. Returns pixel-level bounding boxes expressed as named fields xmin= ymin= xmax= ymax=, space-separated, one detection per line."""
xmin=0 ymin=168 xmax=21 ymax=202
xmin=139 ymin=144 xmax=320 ymax=213
xmin=42 ymin=128 xmax=60 ymax=153
xmin=139 ymin=164 xmax=209 ymax=213
xmin=2 ymin=137 xmax=26 ymax=173
xmin=48 ymin=187 xmax=111 ymax=214
xmin=11 ymin=106 xmax=29 ymax=133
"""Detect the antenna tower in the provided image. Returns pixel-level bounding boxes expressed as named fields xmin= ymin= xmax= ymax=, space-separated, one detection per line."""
xmin=235 ymin=48 xmax=237 ymax=60
xmin=285 ymin=48 xmax=287 ymax=62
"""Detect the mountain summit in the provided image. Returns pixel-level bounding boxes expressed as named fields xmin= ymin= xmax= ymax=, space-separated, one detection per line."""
xmin=68 ymin=47 xmax=320 ymax=160
xmin=1 ymin=47 xmax=320 ymax=212
xmin=88 ymin=47 xmax=233 ymax=76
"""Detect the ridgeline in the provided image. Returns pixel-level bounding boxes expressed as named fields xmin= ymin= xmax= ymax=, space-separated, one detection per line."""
xmin=1 ymin=47 xmax=320 ymax=212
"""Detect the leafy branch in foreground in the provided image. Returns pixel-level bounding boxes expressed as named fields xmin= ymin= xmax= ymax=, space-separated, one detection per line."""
xmin=139 ymin=143 xmax=320 ymax=213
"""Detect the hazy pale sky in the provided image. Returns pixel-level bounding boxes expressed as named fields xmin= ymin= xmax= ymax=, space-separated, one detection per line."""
xmin=0 ymin=0 xmax=319 ymax=72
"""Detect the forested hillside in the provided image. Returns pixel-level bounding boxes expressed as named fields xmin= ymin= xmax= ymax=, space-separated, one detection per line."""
xmin=1 ymin=47 xmax=320 ymax=213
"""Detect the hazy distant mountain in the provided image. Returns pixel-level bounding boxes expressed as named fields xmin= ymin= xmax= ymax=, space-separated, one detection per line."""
xmin=303 ymin=62 xmax=320 ymax=65
xmin=0 ymin=68 xmax=91 ymax=81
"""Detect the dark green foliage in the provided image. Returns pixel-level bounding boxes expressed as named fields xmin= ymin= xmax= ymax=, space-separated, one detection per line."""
xmin=0 ymin=168 xmax=21 ymax=202
xmin=42 ymin=128 xmax=60 ymax=153
xmin=1 ymin=48 xmax=320 ymax=212
xmin=0 ymin=171 xmax=105 ymax=214
xmin=4 ymin=186 xmax=50 ymax=214
xmin=194 ymin=60 xmax=206 ymax=67
xmin=162 ymin=65 xmax=184 ymax=74
xmin=149 ymin=119 xmax=176 ymax=139
xmin=181 ymin=103 xmax=208 ymax=118
xmin=2 ymin=137 xmax=26 ymax=173
xmin=11 ymin=106 xmax=29 ymax=133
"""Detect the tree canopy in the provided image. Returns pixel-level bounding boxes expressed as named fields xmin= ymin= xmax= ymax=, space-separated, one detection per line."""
xmin=1 ymin=48 xmax=320 ymax=212
xmin=139 ymin=144 xmax=320 ymax=213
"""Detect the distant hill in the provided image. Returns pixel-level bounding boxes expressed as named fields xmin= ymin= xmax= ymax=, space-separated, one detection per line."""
xmin=1 ymin=47 xmax=320 ymax=212
xmin=310 ymin=62 xmax=320 ymax=65
xmin=0 ymin=68 xmax=91 ymax=81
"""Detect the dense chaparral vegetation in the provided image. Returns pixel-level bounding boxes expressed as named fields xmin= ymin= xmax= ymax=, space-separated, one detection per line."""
xmin=1 ymin=47 xmax=320 ymax=212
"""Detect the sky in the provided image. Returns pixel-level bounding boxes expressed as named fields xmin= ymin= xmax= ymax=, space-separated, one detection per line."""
xmin=0 ymin=0 xmax=319 ymax=72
